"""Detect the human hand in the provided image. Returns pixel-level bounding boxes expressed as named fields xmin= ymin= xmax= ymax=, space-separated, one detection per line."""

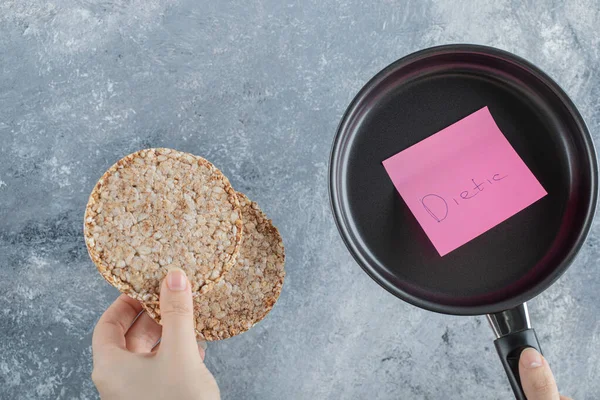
xmin=519 ymin=347 xmax=571 ymax=400
xmin=92 ymin=268 xmax=220 ymax=400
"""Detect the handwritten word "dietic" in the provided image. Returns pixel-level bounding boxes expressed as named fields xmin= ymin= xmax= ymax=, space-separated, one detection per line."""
xmin=420 ymin=174 xmax=508 ymax=222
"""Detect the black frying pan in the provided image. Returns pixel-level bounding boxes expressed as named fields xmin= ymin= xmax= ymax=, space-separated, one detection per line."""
xmin=329 ymin=44 xmax=597 ymax=399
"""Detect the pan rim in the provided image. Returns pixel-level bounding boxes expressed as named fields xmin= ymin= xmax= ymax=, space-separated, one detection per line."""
xmin=329 ymin=43 xmax=598 ymax=316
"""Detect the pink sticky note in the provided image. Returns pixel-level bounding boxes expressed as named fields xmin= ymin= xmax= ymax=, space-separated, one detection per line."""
xmin=382 ymin=107 xmax=547 ymax=256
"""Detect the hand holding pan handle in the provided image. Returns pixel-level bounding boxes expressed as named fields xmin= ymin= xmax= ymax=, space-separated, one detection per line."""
xmin=487 ymin=303 xmax=542 ymax=400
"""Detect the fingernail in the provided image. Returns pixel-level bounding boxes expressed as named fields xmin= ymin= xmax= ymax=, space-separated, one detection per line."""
xmin=166 ymin=268 xmax=187 ymax=291
xmin=521 ymin=348 xmax=543 ymax=369
xmin=197 ymin=340 xmax=207 ymax=350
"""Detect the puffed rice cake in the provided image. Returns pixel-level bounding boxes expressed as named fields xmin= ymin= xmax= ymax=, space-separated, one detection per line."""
xmin=84 ymin=148 xmax=243 ymax=304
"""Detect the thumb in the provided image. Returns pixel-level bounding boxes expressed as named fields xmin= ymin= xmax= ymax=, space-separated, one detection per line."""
xmin=518 ymin=348 xmax=560 ymax=400
xmin=158 ymin=268 xmax=198 ymax=357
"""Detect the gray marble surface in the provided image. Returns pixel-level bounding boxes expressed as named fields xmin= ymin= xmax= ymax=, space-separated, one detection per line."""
xmin=1 ymin=0 xmax=599 ymax=399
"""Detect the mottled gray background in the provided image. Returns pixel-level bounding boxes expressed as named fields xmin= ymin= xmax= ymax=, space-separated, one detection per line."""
xmin=1 ymin=0 xmax=599 ymax=399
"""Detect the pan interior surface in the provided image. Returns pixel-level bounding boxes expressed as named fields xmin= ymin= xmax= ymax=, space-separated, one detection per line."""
xmin=331 ymin=47 xmax=596 ymax=314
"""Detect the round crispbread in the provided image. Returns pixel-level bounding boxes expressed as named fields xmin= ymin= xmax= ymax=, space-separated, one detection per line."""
xmin=84 ymin=148 xmax=243 ymax=304
xmin=142 ymin=192 xmax=285 ymax=340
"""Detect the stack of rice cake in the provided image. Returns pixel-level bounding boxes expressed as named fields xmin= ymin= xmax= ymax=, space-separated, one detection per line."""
xmin=84 ymin=148 xmax=285 ymax=340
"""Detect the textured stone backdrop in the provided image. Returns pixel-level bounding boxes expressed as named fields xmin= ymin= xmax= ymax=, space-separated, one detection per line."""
xmin=1 ymin=0 xmax=599 ymax=399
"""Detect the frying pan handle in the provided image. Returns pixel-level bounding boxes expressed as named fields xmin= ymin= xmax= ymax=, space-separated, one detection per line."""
xmin=487 ymin=303 xmax=542 ymax=400
xmin=493 ymin=328 xmax=541 ymax=400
